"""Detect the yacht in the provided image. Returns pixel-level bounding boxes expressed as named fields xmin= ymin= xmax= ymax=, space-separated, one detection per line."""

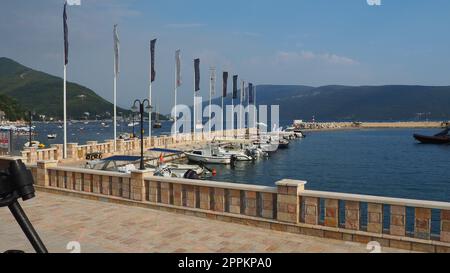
xmin=185 ymin=146 xmax=232 ymax=164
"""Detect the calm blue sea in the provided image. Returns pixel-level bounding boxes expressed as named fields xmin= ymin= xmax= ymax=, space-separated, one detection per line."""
xmin=210 ymin=128 xmax=450 ymax=203
xmin=12 ymin=122 xmax=450 ymax=202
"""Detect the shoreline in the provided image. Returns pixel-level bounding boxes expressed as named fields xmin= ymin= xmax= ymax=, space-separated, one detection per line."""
xmin=298 ymin=121 xmax=447 ymax=132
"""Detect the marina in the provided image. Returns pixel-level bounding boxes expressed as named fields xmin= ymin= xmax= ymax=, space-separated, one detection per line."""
xmin=3 ymin=121 xmax=450 ymax=203
xmin=2 ymin=0 xmax=450 ymax=257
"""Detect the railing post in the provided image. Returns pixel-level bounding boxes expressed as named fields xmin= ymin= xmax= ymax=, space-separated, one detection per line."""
xmin=66 ymin=143 xmax=78 ymax=160
xmin=276 ymin=179 xmax=306 ymax=224
xmin=324 ymin=199 xmax=339 ymax=228
xmin=390 ymin=205 xmax=406 ymax=236
xmin=173 ymin=183 xmax=183 ymax=206
xmin=228 ymin=189 xmax=241 ymax=214
xmin=261 ymin=192 xmax=276 ymax=219
xmin=36 ymin=160 xmax=57 ymax=187
xmin=415 ymin=208 xmax=432 ymax=239
xmin=213 ymin=188 xmax=226 ymax=212
xmin=86 ymin=141 xmax=98 ymax=153
xmin=160 ymin=181 xmax=171 ymax=204
xmin=50 ymin=144 xmax=63 ymax=161
xmin=345 ymin=201 xmax=360 ymax=230
xmin=130 ymin=170 xmax=150 ymax=201
xmin=28 ymin=147 xmax=37 ymax=164
xmin=244 ymin=191 xmax=257 ymax=217
xmin=116 ymin=139 xmax=125 ymax=152
xmin=441 ymin=210 xmax=450 ymax=243
xmin=367 ymin=203 xmax=383 ymax=233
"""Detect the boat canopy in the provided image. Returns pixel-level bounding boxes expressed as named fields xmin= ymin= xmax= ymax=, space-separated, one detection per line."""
xmin=434 ymin=128 xmax=450 ymax=137
xmin=148 ymin=148 xmax=183 ymax=154
xmin=102 ymin=155 xmax=141 ymax=161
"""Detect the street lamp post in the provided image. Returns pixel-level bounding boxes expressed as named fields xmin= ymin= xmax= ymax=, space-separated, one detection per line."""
xmin=27 ymin=111 xmax=34 ymax=147
xmin=132 ymin=112 xmax=135 ymax=138
xmin=131 ymin=99 xmax=152 ymax=170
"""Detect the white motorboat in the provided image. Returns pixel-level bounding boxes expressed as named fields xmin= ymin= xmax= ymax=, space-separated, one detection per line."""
xmin=127 ymin=122 xmax=139 ymax=127
xmin=217 ymin=147 xmax=253 ymax=161
xmin=153 ymin=163 xmax=208 ymax=178
xmin=185 ymin=146 xmax=231 ymax=164
xmin=245 ymin=145 xmax=269 ymax=158
xmin=284 ymin=127 xmax=305 ymax=138
xmin=23 ymin=141 xmax=42 ymax=149
xmin=47 ymin=134 xmax=57 ymax=139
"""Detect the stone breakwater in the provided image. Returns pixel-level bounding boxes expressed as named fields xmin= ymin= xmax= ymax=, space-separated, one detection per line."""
xmin=298 ymin=121 xmax=447 ymax=131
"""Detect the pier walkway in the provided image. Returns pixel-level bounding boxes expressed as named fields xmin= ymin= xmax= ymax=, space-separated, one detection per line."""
xmin=0 ymin=192 xmax=408 ymax=253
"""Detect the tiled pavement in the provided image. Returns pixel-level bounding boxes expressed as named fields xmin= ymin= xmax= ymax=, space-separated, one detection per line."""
xmin=0 ymin=192 xmax=409 ymax=253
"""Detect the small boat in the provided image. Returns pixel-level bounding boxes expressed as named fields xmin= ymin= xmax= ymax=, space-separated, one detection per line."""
xmin=277 ymin=139 xmax=290 ymax=149
xmin=24 ymin=141 xmax=44 ymax=149
xmin=217 ymin=147 xmax=253 ymax=161
xmin=413 ymin=128 xmax=450 ymax=144
xmin=47 ymin=134 xmax=57 ymax=139
xmin=185 ymin=146 xmax=231 ymax=164
xmin=284 ymin=127 xmax=305 ymax=138
xmin=128 ymin=122 xmax=139 ymax=127
xmin=153 ymin=163 xmax=209 ymax=178
xmin=153 ymin=122 xmax=162 ymax=129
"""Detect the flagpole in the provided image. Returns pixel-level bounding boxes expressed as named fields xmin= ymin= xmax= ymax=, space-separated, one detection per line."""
xmin=221 ymin=93 xmax=224 ymax=137
xmin=209 ymin=69 xmax=212 ymax=138
xmin=63 ymin=64 xmax=67 ymax=158
xmin=113 ymin=24 xmax=119 ymax=152
xmin=174 ymin=64 xmax=177 ymax=138
xmin=231 ymin=95 xmax=234 ymax=139
xmin=254 ymin=85 xmax=257 ymax=130
xmin=240 ymin=80 xmax=244 ymax=132
xmin=209 ymin=69 xmax=212 ymax=125
xmin=113 ymin=75 xmax=117 ymax=151
xmin=148 ymin=81 xmax=152 ymax=139
xmin=247 ymin=84 xmax=250 ymax=129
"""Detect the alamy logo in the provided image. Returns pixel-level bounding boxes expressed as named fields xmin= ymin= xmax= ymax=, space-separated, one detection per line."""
xmin=367 ymin=0 xmax=381 ymax=6
xmin=66 ymin=0 xmax=81 ymax=6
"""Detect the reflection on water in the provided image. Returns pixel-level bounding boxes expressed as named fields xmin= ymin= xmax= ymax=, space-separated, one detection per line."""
xmin=11 ymin=120 xmax=174 ymax=152
xmin=209 ymin=128 xmax=450 ymax=202
xmin=11 ymin=123 xmax=450 ymax=202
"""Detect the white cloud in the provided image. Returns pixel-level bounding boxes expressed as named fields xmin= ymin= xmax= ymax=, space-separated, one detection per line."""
xmin=275 ymin=50 xmax=359 ymax=66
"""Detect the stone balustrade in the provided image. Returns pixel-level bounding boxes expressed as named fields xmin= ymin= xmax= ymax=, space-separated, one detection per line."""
xmin=18 ymin=158 xmax=450 ymax=252
xmin=296 ymin=189 xmax=450 ymax=249
xmin=19 ymin=128 xmax=256 ymax=164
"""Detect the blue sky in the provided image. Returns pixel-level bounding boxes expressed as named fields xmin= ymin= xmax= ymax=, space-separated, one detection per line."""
xmin=1 ymin=0 xmax=450 ymax=113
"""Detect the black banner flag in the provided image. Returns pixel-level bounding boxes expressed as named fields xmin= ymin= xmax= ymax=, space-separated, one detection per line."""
xmin=194 ymin=58 xmax=200 ymax=92
xmin=150 ymin=39 xmax=157 ymax=82
xmin=222 ymin=72 xmax=228 ymax=97
xmin=63 ymin=3 xmax=68 ymax=65
xmin=232 ymin=75 xmax=238 ymax=99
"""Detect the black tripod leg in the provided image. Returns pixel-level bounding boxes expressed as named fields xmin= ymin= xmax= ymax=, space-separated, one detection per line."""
xmin=8 ymin=201 xmax=48 ymax=253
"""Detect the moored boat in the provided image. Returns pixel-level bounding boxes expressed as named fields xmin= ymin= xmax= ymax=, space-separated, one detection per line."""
xmin=185 ymin=146 xmax=231 ymax=164
xmin=413 ymin=128 xmax=450 ymax=144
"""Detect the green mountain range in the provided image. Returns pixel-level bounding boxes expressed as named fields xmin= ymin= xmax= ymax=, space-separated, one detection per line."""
xmin=0 ymin=57 xmax=127 ymax=120
xmin=2 ymin=57 xmax=450 ymax=122
xmin=216 ymin=84 xmax=450 ymax=121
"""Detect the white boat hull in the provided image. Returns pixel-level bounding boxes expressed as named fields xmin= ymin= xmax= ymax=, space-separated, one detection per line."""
xmin=185 ymin=153 xmax=231 ymax=164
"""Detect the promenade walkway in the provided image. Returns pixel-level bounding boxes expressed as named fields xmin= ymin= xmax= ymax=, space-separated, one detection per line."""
xmin=0 ymin=192 xmax=409 ymax=253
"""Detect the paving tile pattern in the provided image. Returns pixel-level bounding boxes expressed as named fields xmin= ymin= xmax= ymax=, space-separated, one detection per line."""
xmin=0 ymin=192 xmax=410 ymax=253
